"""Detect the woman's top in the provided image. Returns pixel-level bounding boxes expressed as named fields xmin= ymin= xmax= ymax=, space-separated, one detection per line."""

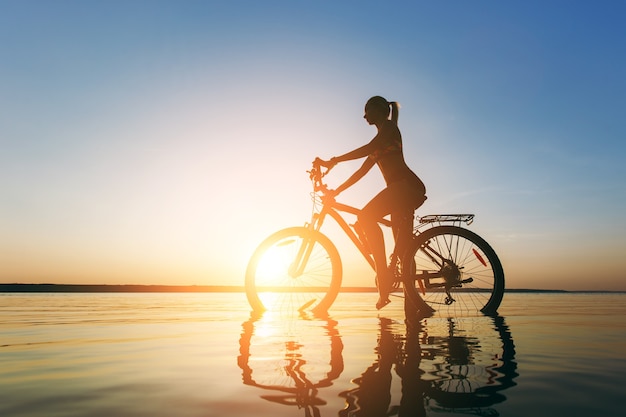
xmin=368 ymin=122 xmax=423 ymax=188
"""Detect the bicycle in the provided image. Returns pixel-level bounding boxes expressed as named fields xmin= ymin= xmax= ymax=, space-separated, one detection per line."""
xmin=245 ymin=159 xmax=505 ymax=316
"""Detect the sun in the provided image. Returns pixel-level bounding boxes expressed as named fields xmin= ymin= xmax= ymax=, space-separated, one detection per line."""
xmin=255 ymin=241 xmax=297 ymax=287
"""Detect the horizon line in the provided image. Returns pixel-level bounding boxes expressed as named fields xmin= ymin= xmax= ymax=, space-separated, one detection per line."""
xmin=1 ymin=283 xmax=624 ymax=294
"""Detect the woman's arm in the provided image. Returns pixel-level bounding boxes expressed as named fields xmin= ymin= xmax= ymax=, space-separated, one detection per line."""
xmin=333 ymin=156 xmax=376 ymax=195
xmin=319 ymin=139 xmax=377 ymax=169
xmin=324 ymin=122 xmax=396 ymax=168
xmin=331 ymin=141 xmax=376 ymax=164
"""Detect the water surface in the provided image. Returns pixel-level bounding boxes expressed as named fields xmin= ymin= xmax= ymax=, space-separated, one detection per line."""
xmin=1 ymin=292 xmax=624 ymax=416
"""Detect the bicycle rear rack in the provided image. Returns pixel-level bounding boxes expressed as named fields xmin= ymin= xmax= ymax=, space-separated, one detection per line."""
xmin=418 ymin=214 xmax=475 ymax=226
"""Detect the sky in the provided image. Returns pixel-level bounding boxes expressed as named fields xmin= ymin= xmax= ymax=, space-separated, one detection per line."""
xmin=1 ymin=1 xmax=625 ymax=291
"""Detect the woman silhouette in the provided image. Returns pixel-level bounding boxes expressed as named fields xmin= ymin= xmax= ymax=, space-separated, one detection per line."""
xmin=319 ymin=96 xmax=426 ymax=309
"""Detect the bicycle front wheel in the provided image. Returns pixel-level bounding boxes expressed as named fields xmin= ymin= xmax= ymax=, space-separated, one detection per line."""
xmin=403 ymin=226 xmax=504 ymax=316
xmin=245 ymin=227 xmax=342 ymax=313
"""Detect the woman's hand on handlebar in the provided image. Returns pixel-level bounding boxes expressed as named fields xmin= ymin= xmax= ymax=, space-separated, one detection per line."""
xmin=315 ymin=157 xmax=337 ymax=169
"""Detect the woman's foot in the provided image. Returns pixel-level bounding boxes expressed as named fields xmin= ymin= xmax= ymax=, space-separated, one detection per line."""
xmin=375 ymin=272 xmax=393 ymax=310
xmin=376 ymin=296 xmax=391 ymax=310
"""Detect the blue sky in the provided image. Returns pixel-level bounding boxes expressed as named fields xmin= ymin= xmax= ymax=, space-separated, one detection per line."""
xmin=1 ymin=1 xmax=625 ymax=290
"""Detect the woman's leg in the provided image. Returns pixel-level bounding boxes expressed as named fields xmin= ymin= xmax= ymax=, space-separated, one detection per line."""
xmin=359 ymin=189 xmax=395 ymax=309
xmin=360 ymin=181 xmax=427 ymax=309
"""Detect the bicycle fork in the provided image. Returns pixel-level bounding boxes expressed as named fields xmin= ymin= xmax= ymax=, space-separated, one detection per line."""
xmin=288 ymin=235 xmax=315 ymax=278
xmin=288 ymin=213 xmax=324 ymax=278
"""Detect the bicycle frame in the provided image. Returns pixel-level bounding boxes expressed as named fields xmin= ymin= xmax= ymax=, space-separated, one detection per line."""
xmin=306 ymin=195 xmax=385 ymax=271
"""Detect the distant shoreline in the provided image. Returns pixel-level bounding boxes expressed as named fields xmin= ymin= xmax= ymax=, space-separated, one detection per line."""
xmin=0 ymin=284 xmax=623 ymax=294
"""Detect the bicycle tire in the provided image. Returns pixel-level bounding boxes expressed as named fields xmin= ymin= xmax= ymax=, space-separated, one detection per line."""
xmin=402 ymin=226 xmax=504 ymax=316
xmin=245 ymin=227 xmax=342 ymax=313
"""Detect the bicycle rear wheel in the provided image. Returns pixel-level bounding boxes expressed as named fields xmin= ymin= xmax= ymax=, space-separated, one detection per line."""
xmin=403 ymin=226 xmax=504 ymax=316
xmin=245 ymin=227 xmax=342 ymax=313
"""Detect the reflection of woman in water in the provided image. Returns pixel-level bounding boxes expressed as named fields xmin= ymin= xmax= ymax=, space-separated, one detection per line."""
xmin=339 ymin=318 xmax=393 ymax=416
xmin=319 ymin=96 xmax=426 ymax=309
xmin=339 ymin=316 xmax=518 ymax=416
xmin=339 ymin=318 xmax=426 ymax=417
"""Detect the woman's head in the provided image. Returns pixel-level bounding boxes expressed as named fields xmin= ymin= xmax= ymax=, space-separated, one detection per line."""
xmin=364 ymin=96 xmax=399 ymax=125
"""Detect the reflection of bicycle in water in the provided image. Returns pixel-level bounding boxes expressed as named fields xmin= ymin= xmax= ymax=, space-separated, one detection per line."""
xmin=340 ymin=315 xmax=517 ymax=416
xmin=237 ymin=312 xmax=344 ymax=417
xmin=245 ymin=160 xmax=505 ymax=317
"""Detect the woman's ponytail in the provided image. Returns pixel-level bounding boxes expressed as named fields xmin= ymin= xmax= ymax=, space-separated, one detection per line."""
xmin=389 ymin=101 xmax=400 ymax=124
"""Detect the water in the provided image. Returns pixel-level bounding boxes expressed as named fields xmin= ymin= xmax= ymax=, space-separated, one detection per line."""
xmin=1 ymin=292 xmax=624 ymax=417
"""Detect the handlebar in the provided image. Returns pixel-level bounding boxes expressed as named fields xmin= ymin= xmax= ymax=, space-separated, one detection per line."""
xmin=309 ymin=158 xmax=331 ymax=194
